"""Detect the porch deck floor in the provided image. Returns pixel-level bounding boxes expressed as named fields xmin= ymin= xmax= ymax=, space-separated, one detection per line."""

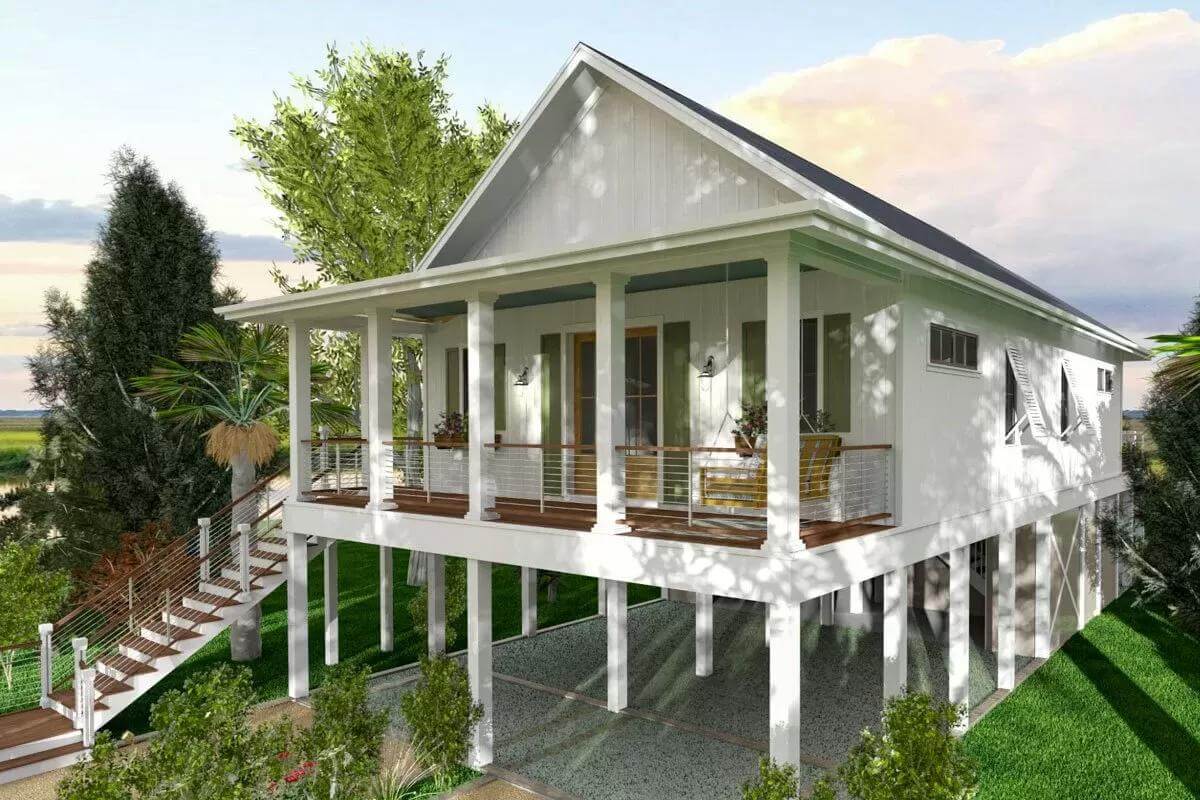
xmin=304 ymin=488 xmax=891 ymax=549
xmin=367 ymin=598 xmax=1018 ymax=800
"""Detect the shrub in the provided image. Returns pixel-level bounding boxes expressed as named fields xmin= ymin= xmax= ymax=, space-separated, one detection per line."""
xmin=400 ymin=655 xmax=483 ymax=781
xmin=741 ymin=757 xmax=798 ymax=800
xmin=838 ymin=691 xmax=977 ymax=800
xmin=55 ymin=734 xmax=128 ymax=800
xmin=300 ymin=662 xmax=388 ymax=799
xmin=408 ymin=557 xmax=467 ymax=648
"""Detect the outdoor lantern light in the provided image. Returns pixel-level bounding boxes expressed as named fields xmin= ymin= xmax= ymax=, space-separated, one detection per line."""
xmin=699 ymin=354 xmax=716 ymax=379
xmin=514 ymin=364 xmax=531 ymax=386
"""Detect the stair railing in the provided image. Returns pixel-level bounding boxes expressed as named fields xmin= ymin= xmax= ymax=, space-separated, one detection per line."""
xmin=13 ymin=467 xmax=291 ymax=718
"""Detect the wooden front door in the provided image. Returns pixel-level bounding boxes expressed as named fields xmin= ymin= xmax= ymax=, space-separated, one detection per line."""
xmin=572 ymin=327 xmax=658 ymax=499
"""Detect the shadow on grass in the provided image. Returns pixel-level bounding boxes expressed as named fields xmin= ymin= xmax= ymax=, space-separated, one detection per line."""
xmin=1109 ymin=599 xmax=1200 ymax=696
xmin=1062 ymin=618 xmax=1200 ymax=794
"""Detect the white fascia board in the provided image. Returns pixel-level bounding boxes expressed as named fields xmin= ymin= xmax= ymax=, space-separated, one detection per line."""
xmin=219 ymin=199 xmax=1143 ymax=358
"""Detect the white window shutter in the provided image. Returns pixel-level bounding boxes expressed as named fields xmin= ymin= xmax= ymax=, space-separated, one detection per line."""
xmin=1061 ymin=359 xmax=1093 ymax=434
xmin=1005 ymin=344 xmax=1049 ymax=439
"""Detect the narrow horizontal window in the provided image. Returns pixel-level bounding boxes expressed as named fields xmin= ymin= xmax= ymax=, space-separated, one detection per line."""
xmin=1096 ymin=367 xmax=1114 ymax=393
xmin=929 ymin=324 xmax=979 ymax=370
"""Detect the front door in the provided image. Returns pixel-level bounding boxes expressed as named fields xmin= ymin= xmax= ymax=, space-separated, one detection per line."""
xmin=572 ymin=327 xmax=658 ymax=499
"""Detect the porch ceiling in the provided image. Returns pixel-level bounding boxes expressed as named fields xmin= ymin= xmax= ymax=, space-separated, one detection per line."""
xmin=395 ymin=259 xmax=787 ymax=319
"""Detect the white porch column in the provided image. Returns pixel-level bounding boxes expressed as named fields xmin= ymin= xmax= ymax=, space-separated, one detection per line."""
xmin=1078 ymin=501 xmax=1095 ymax=629
xmin=597 ymin=578 xmax=607 ymax=616
xmin=359 ymin=331 xmax=371 ymax=486
xmin=765 ymin=245 xmax=802 ymax=550
xmin=606 ymin=580 xmax=628 ymax=711
xmin=1034 ymin=517 xmax=1053 ymax=658
xmin=849 ymin=581 xmax=868 ymax=614
xmin=323 ymin=540 xmax=338 ymax=666
xmin=287 ymin=531 xmax=309 ymax=699
xmin=882 ymin=566 xmax=909 ymax=699
xmin=365 ymin=308 xmax=394 ymax=510
xmin=521 ymin=566 xmax=538 ymax=637
xmin=997 ymin=527 xmax=1017 ymax=690
xmin=593 ymin=273 xmax=630 ymax=533
xmin=819 ymin=593 xmax=834 ymax=626
xmin=467 ymin=559 xmax=493 ymax=768
xmin=466 ymin=293 xmax=498 ymax=521
xmin=948 ymin=545 xmax=970 ymax=729
xmin=695 ymin=592 xmax=713 ymax=677
xmin=379 ymin=546 xmax=394 ymax=652
xmin=768 ymin=600 xmax=802 ymax=768
xmin=428 ymin=554 xmax=446 ymax=654
xmin=287 ymin=322 xmax=312 ymax=500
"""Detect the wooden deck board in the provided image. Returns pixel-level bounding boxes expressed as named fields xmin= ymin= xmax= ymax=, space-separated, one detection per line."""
xmin=0 ymin=708 xmax=73 ymax=751
xmin=304 ymin=489 xmax=892 ymax=548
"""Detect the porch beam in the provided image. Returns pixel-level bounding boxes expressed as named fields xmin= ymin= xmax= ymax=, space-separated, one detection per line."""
xmin=882 ymin=566 xmax=908 ymax=699
xmin=287 ymin=322 xmax=312 ymax=500
xmin=521 ymin=566 xmax=538 ymax=637
xmin=467 ymin=292 xmax=499 ymax=521
xmin=593 ymin=273 xmax=630 ymax=534
xmin=765 ymin=243 xmax=802 ymax=549
xmin=324 ymin=540 xmax=338 ymax=666
xmin=380 ymin=546 xmax=394 ymax=653
xmin=606 ymin=580 xmax=628 ymax=711
xmin=767 ymin=601 xmax=802 ymax=768
xmin=1034 ymin=517 xmax=1053 ymax=658
xmin=358 ymin=332 xmax=371 ymax=486
xmin=428 ymin=554 xmax=446 ymax=654
xmin=467 ymin=559 xmax=493 ymax=768
xmin=287 ymin=531 xmax=309 ymax=699
xmin=948 ymin=545 xmax=970 ymax=731
xmin=1078 ymin=501 xmax=1095 ymax=629
xmin=365 ymin=307 xmax=394 ymax=510
xmin=819 ymin=593 xmax=834 ymax=626
xmin=695 ymin=593 xmax=713 ymax=677
xmin=997 ymin=528 xmax=1017 ymax=690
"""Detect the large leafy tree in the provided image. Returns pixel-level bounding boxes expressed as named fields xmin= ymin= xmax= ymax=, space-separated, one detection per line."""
xmin=133 ymin=322 xmax=354 ymax=660
xmin=233 ymin=43 xmax=516 ymax=428
xmin=1108 ymin=295 xmax=1200 ymax=634
xmin=0 ymin=542 xmax=69 ymax=690
xmin=24 ymin=150 xmax=230 ymax=569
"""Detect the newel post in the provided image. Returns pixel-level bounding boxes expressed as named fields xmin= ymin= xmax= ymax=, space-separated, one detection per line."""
xmin=38 ymin=623 xmax=53 ymax=709
xmin=198 ymin=517 xmax=211 ymax=583
xmin=238 ymin=523 xmax=252 ymax=602
xmin=70 ymin=637 xmax=87 ymax=729
xmin=79 ymin=668 xmax=96 ymax=747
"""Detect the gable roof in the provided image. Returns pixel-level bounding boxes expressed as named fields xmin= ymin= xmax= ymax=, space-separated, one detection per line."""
xmin=581 ymin=44 xmax=1110 ymax=333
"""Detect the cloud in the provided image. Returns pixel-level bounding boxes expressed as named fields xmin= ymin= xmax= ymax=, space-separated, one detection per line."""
xmin=0 ymin=194 xmax=292 ymax=261
xmin=0 ymin=323 xmax=46 ymax=337
xmin=722 ymin=9 xmax=1200 ymax=386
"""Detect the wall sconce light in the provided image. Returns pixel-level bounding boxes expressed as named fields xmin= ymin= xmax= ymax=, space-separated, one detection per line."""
xmin=514 ymin=364 xmax=531 ymax=386
xmin=699 ymin=355 xmax=716 ymax=379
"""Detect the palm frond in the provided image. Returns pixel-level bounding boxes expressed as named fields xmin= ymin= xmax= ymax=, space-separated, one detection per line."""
xmin=1150 ymin=334 xmax=1200 ymax=400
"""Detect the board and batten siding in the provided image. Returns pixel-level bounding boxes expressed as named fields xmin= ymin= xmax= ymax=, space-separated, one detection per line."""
xmin=468 ymin=81 xmax=801 ymax=261
xmin=423 ymin=271 xmax=898 ymax=458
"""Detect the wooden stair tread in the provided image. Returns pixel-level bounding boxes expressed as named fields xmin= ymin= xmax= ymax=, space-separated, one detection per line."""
xmin=0 ymin=708 xmax=74 ymax=750
xmin=248 ymin=548 xmax=286 ymax=562
xmin=96 ymin=653 xmax=156 ymax=677
xmin=206 ymin=576 xmax=261 ymax=591
xmin=94 ymin=674 xmax=133 ymax=695
xmin=245 ymin=565 xmax=281 ymax=577
xmin=49 ymin=690 xmax=108 ymax=712
xmin=0 ymin=741 xmax=85 ymax=772
xmin=166 ymin=605 xmax=222 ymax=624
xmin=184 ymin=591 xmax=240 ymax=608
xmin=142 ymin=618 xmax=203 ymax=639
xmin=118 ymin=635 xmax=180 ymax=658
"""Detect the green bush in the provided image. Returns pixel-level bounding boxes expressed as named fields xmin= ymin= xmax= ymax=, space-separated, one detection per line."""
xmin=399 ymin=655 xmax=483 ymax=781
xmin=301 ymin=662 xmax=388 ymax=799
xmin=838 ymin=691 xmax=977 ymax=800
xmin=55 ymin=735 xmax=128 ymax=800
xmin=741 ymin=757 xmax=799 ymax=800
xmin=408 ymin=558 xmax=467 ymax=648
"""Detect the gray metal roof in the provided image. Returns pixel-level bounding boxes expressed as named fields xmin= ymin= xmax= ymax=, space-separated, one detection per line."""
xmin=584 ymin=44 xmax=1117 ymax=336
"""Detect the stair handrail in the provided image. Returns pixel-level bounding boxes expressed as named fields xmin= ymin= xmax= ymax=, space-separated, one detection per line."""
xmin=55 ymin=464 xmax=290 ymax=630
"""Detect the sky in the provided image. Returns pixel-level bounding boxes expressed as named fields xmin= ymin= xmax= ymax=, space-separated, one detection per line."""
xmin=3 ymin=1 xmax=1198 ymax=409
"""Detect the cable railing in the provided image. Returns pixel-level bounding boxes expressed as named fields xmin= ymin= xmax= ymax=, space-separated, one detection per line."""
xmin=302 ymin=431 xmax=367 ymax=496
xmin=12 ymin=467 xmax=291 ymax=721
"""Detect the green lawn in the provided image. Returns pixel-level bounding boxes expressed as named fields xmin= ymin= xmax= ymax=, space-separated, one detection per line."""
xmin=0 ymin=417 xmax=39 ymax=481
xmin=108 ymin=542 xmax=656 ymax=734
xmin=966 ymin=593 xmax=1200 ymax=799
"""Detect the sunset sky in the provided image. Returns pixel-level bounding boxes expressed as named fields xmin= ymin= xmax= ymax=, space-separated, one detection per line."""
xmin=3 ymin=2 xmax=1198 ymax=408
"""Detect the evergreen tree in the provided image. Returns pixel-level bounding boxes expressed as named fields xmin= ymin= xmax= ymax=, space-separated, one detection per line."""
xmin=23 ymin=149 xmax=228 ymax=568
xmin=1109 ymin=294 xmax=1200 ymax=634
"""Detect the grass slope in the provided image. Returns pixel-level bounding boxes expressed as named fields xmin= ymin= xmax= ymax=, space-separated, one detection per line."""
xmin=965 ymin=593 xmax=1200 ymax=800
xmin=109 ymin=542 xmax=655 ymax=734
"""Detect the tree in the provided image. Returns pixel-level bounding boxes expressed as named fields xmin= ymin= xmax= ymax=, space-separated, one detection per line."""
xmin=233 ymin=43 xmax=516 ymax=424
xmin=1149 ymin=333 xmax=1200 ymax=400
xmin=1106 ymin=296 xmax=1200 ymax=634
xmin=26 ymin=150 xmax=229 ymax=569
xmin=133 ymin=322 xmax=353 ymax=660
xmin=0 ymin=542 xmax=69 ymax=689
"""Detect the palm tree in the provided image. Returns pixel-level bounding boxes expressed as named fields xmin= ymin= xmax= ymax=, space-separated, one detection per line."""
xmin=133 ymin=322 xmax=354 ymax=660
xmin=1149 ymin=334 xmax=1200 ymax=400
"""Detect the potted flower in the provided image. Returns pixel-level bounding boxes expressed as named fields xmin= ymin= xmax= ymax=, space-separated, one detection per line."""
xmin=433 ymin=411 xmax=467 ymax=449
xmin=732 ymin=402 xmax=767 ymax=457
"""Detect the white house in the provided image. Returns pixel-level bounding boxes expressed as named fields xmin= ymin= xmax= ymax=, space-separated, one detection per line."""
xmin=216 ymin=44 xmax=1143 ymax=771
